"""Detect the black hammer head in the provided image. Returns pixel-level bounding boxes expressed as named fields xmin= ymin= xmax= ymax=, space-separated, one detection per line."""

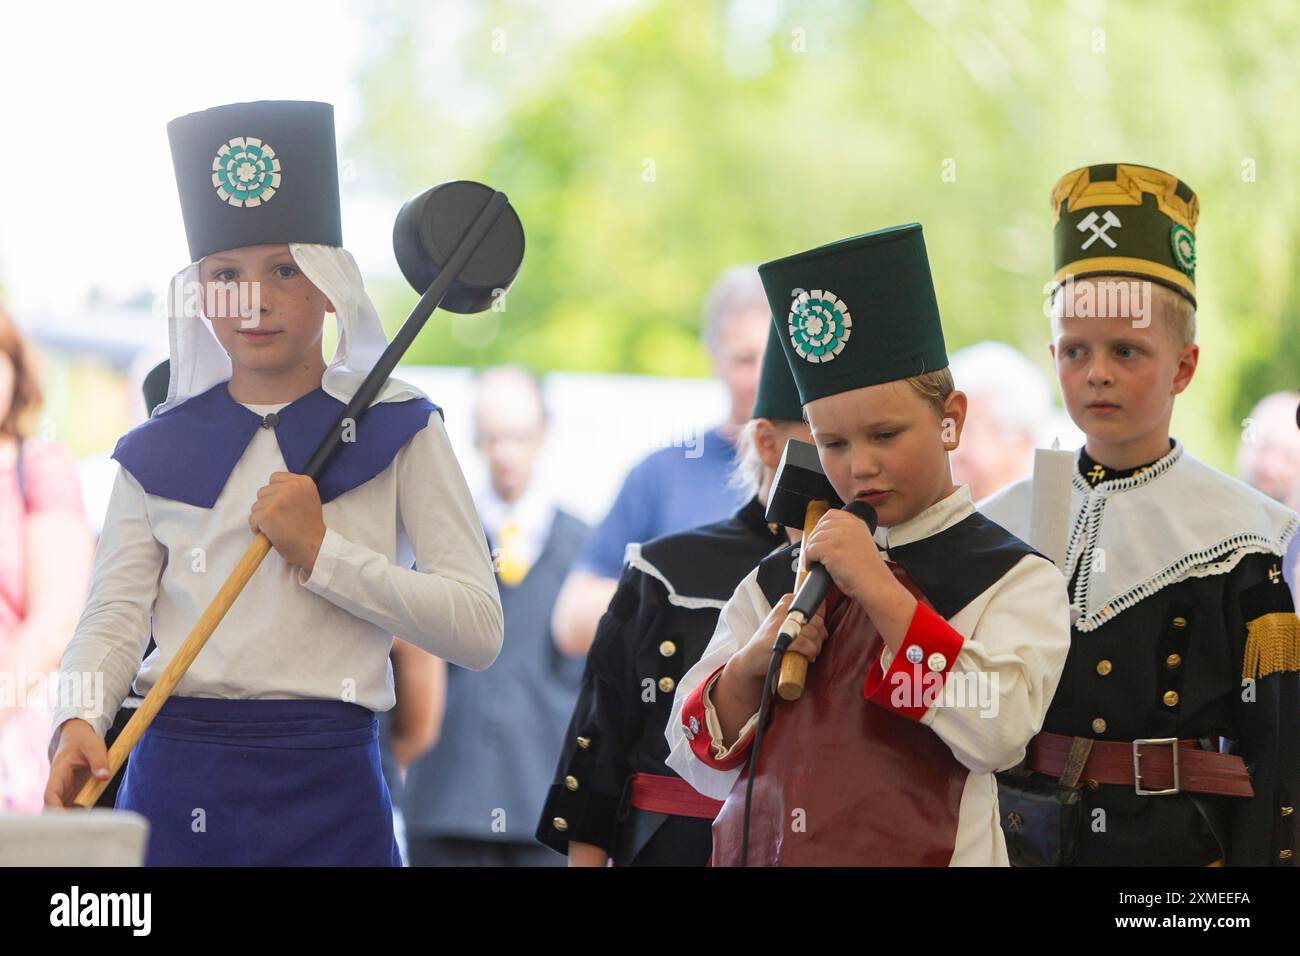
xmin=393 ymin=180 xmax=525 ymax=313
xmin=764 ymin=439 xmax=843 ymax=529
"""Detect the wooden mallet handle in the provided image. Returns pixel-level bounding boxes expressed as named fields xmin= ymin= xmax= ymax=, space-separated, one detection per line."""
xmin=776 ymin=500 xmax=829 ymax=701
xmin=73 ymin=533 xmax=274 ymax=807
xmin=69 ymin=186 xmax=518 ymax=809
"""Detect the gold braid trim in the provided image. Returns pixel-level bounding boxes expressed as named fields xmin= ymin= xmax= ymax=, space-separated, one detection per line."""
xmin=1050 ymin=256 xmax=1196 ymax=300
xmin=1242 ymin=612 xmax=1300 ymax=680
xmin=1051 ymin=164 xmax=1199 ymax=231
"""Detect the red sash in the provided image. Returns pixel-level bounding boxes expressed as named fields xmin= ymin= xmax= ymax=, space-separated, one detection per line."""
xmin=629 ymin=772 xmax=725 ymax=819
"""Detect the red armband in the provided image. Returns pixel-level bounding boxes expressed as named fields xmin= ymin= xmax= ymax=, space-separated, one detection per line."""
xmin=680 ymin=664 xmax=756 ymax=769
xmin=863 ymin=600 xmax=964 ymax=721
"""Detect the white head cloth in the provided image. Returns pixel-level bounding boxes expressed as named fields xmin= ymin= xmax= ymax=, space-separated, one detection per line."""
xmin=154 ymin=242 xmax=426 ymax=417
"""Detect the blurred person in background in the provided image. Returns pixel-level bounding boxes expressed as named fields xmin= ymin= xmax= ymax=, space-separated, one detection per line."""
xmin=536 ymin=320 xmax=802 ymax=866
xmin=403 ymin=366 xmax=587 ymax=866
xmin=382 ymin=640 xmax=447 ymax=865
xmin=0 ymin=304 xmax=93 ymax=812
xmin=550 ymin=266 xmax=770 ymax=657
xmin=948 ymin=341 xmax=1054 ymax=503
xmin=1237 ymin=391 xmax=1300 ymax=603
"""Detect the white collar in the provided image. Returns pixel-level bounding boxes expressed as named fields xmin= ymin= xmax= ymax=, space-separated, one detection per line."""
xmin=873 ymin=484 xmax=974 ymax=552
xmin=1065 ymin=441 xmax=1297 ymax=631
xmin=1072 ymin=437 xmax=1183 ymax=495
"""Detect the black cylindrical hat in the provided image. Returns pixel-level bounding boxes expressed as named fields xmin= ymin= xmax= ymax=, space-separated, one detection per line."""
xmin=168 ymin=100 xmax=342 ymax=262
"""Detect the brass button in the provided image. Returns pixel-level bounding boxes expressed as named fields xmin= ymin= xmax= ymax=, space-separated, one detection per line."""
xmin=1282 ymin=806 xmax=1294 ymax=817
xmin=564 ymin=775 xmax=579 ymax=791
xmin=1165 ymin=653 xmax=1182 ymax=669
xmin=575 ymin=736 xmax=591 ymax=749
xmin=1085 ymin=779 xmax=1100 ymax=791
xmin=1096 ymin=659 xmax=1113 ymax=676
xmin=659 ymin=640 xmax=677 ymax=657
xmin=1281 ymin=849 xmax=1294 ymax=861
xmin=1163 ymin=690 xmax=1180 ymax=707
xmin=1171 ymin=616 xmax=1187 ymax=629
xmin=658 ymin=677 xmax=675 ymax=694
xmin=1091 ymin=717 xmax=1107 ymax=734
xmin=552 ymin=817 xmax=569 ymax=832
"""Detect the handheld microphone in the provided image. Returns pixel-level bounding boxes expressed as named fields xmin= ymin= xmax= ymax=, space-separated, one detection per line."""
xmin=774 ymin=498 xmax=878 ymax=652
xmin=741 ymin=496 xmax=879 ymax=864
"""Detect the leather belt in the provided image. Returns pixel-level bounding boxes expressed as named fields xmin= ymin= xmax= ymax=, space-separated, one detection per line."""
xmin=628 ymin=772 xmax=725 ymax=819
xmin=1029 ymin=732 xmax=1254 ymax=798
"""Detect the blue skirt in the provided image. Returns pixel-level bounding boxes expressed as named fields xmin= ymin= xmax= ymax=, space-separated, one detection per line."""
xmin=115 ymin=697 xmax=402 ymax=867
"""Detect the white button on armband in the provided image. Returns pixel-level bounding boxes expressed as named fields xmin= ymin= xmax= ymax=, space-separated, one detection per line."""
xmin=926 ymin=652 xmax=947 ymax=672
xmin=905 ymin=645 xmax=923 ymax=664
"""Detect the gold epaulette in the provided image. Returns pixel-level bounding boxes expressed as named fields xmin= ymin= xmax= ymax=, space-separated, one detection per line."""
xmin=1243 ymin=612 xmax=1300 ymax=680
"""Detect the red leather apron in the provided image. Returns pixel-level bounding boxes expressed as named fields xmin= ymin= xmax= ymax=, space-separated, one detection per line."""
xmin=712 ymin=565 xmax=969 ymax=866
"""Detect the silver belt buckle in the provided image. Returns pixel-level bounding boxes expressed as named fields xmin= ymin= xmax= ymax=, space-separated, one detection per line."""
xmin=1133 ymin=737 xmax=1180 ymax=796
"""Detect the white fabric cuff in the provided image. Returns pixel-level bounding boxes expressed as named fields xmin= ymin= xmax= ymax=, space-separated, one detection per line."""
xmin=298 ymin=525 xmax=344 ymax=592
xmin=702 ymin=669 xmax=760 ymax=760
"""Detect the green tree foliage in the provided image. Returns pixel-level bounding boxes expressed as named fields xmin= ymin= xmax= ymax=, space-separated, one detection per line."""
xmin=353 ymin=0 xmax=1298 ymax=467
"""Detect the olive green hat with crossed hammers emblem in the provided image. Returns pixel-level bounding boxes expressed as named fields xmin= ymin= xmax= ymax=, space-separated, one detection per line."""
xmin=757 ymin=223 xmax=949 ymax=405
xmin=1051 ymin=163 xmax=1199 ymax=306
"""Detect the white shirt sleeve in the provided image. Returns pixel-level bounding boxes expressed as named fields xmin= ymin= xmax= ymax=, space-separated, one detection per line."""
xmin=665 ymin=568 xmax=772 ymax=800
xmin=898 ymin=554 xmax=1071 ymax=774
xmin=297 ymin=410 xmax=504 ymax=671
xmin=49 ymin=466 xmax=165 ymax=755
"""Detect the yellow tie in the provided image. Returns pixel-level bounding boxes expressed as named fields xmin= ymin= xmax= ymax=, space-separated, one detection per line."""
xmin=496 ymin=518 xmax=530 ymax=586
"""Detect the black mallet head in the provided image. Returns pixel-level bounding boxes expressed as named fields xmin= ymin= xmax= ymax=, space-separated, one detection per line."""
xmin=764 ymin=438 xmax=844 ymax=529
xmin=393 ymin=180 xmax=525 ymax=313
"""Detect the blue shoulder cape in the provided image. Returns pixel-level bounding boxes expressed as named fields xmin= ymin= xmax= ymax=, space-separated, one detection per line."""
xmin=111 ymin=381 xmax=443 ymax=508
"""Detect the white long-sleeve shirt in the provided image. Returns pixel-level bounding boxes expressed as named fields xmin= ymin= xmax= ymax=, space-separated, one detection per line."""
xmin=664 ymin=485 xmax=1070 ymax=866
xmin=50 ymin=400 xmax=503 ymax=752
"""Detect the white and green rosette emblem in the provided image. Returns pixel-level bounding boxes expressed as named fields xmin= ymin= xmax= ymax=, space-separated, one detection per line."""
xmin=1170 ymin=224 xmax=1195 ymax=276
xmin=211 ymin=137 xmax=282 ymax=208
xmin=788 ymin=289 xmax=852 ymax=363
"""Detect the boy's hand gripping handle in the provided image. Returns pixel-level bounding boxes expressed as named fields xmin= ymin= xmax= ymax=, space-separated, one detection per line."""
xmin=775 ymin=500 xmax=829 ymax=701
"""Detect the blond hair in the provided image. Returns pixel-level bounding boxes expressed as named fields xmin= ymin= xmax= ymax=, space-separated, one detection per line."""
xmin=1151 ymin=282 xmax=1196 ymax=346
xmin=1050 ymin=279 xmax=1196 ymax=347
xmin=729 ymin=418 xmax=765 ymax=499
xmin=905 ymin=366 xmax=955 ymax=421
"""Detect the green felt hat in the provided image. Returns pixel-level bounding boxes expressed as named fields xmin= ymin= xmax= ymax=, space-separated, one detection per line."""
xmin=757 ymin=223 xmax=948 ymax=405
xmin=750 ymin=319 xmax=804 ymax=422
xmin=1051 ymin=163 xmax=1199 ymax=306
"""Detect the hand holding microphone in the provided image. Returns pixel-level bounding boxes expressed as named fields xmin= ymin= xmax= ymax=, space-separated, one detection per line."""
xmin=774 ymin=499 xmax=878 ymax=699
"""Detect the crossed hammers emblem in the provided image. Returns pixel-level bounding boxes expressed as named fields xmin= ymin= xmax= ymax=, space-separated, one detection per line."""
xmin=1077 ymin=210 xmax=1121 ymax=250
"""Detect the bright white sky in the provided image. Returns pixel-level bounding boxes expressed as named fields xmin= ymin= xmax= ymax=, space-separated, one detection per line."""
xmin=4 ymin=0 xmax=708 ymax=528
xmin=0 ymin=0 xmax=403 ymax=317
xmin=0 ymin=0 xmax=646 ymax=321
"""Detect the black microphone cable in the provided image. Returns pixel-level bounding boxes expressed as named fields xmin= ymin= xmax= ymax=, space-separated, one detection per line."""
xmin=739 ymin=624 xmax=794 ymax=867
xmin=739 ymin=499 xmax=877 ymax=867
